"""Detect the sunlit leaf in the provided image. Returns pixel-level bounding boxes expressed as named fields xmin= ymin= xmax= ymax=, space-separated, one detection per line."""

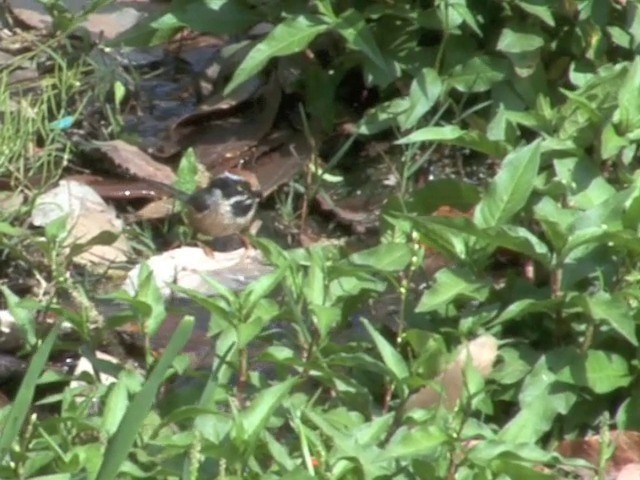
xmin=225 ymin=15 xmax=329 ymax=94
xmin=474 ymin=140 xmax=542 ymax=227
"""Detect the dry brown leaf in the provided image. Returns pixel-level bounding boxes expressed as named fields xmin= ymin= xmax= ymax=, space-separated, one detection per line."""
xmin=251 ymin=133 xmax=309 ymax=196
xmin=617 ymin=463 xmax=640 ymax=480
xmin=31 ymin=180 xmax=131 ymax=266
xmin=403 ymin=334 xmax=499 ymax=413
xmin=557 ymin=430 xmax=640 ymax=480
xmin=92 ymin=140 xmax=177 ymax=184
xmin=172 ymin=75 xmax=282 ymax=170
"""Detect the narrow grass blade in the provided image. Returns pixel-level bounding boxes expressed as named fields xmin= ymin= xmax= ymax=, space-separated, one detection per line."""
xmin=0 ymin=323 xmax=60 ymax=458
xmin=95 ymin=316 xmax=195 ymax=480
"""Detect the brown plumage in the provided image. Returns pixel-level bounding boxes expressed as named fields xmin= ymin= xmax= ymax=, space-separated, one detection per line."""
xmin=147 ymin=171 xmax=261 ymax=238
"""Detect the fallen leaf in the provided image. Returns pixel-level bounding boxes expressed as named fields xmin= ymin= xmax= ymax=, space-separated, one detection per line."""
xmin=171 ymin=74 xmax=282 ymax=170
xmin=557 ymin=430 xmax=640 ymax=480
xmin=403 ymin=334 xmax=499 ymax=413
xmin=31 ymin=180 xmax=131 ymax=266
xmin=92 ymin=139 xmax=177 ymax=183
xmin=123 ymin=246 xmax=272 ymax=298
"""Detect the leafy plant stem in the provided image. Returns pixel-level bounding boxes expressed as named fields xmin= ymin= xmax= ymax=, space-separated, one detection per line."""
xmin=237 ymin=346 xmax=248 ymax=407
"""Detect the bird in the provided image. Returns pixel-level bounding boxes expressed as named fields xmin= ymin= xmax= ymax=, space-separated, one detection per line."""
xmin=146 ymin=171 xmax=262 ymax=240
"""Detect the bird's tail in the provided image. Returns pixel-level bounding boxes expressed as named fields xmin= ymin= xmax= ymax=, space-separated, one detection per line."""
xmin=144 ymin=179 xmax=191 ymax=203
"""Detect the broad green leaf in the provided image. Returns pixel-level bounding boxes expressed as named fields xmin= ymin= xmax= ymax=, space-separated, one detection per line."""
xmin=381 ymin=424 xmax=447 ymax=460
xmin=402 ymin=179 xmax=480 ymax=214
xmin=492 ymin=298 xmax=561 ymax=326
xmin=168 ymin=0 xmax=259 ymax=35
xmin=397 ymin=68 xmax=442 ymax=129
xmin=515 ymin=0 xmax=555 ymax=26
xmin=134 ymin=263 xmax=166 ymax=337
xmin=2 ymin=287 xmax=37 ymax=347
xmin=396 ymin=125 xmax=508 ymax=156
xmin=240 ymin=378 xmax=296 ymax=446
xmin=616 ymin=386 xmax=640 ymax=430
xmin=448 ymin=55 xmax=509 ymax=93
xmin=492 ymin=346 xmax=536 ymax=385
xmin=575 ymin=292 xmax=638 ymax=346
xmin=225 ymin=15 xmax=329 ymax=94
xmin=407 ymin=214 xmax=475 ymax=260
xmin=361 ymin=317 xmax=409 ymax=383
xmin=553 ymin=156 xmax=616 ymax=209
xmin=582 ymin=351 xmax=631 ymax=393
xmin=601 ymin=121 xmax=629 ymax=159
xmin=358 ymin=98 xmax=409 ymax=134
xmin=474 ymin=140 xmax=542 ymax=228
xmin=334 ymin=10 xmax=392 ymax=80
xmin=349 ymin=243 xmax=412 ymax=272
xmin=480 ymin=225 xmax=552 ymax=266
xmin=546 ymin=347 xmax=631 ymax=393
xmin=242 ymin=266 xmax=286 ymax=313
xmin=500 ymin=360 xmax=576 ymax=442
xmin=533 ymin=197 xmax=575 ymax=251
xmin=0 ymin=222 xmax=25 ymax=236
xmin=468 ymin=439 xmax=559 ymax=465
xmin=416 ymin=268 xmax=489 ymax=313
xmin=310 ymin=304 xmax=342 ymax=338
xmin=101 ymin=379 xmax=129 ymax=437
xmin=497 ymin=26 xmax=545 ymax=53
xmin=615 ymin=57 xmax=640 ymax=134
xmin=566 ymin=189 xmax=630 ymax=245
xmin=303 ymin=247 xmax=326 ymax=305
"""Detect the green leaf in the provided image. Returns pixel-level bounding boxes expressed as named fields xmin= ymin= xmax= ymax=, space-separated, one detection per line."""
xmin=101 ymin=379 xmax=129 ymax=437
xmin=169 ymin=0 xmax=259 ymax=35
xmin=397 ymin=68 xmax=442 ymax=130
xmin=497 ymin=26 xmax=545 ymax=53
xmin=416 ymin=267 xmax=489 ymax=313
xmin=334 ymin=9 xmax=393 ymax=82
xmin=0 ymin=323 xmax=60 ymax=457
xmin=474 ymin=140 xmax=542 ymax=228
xmin=448 ymin=55 xmax=509 ymax=93
xmin=409 ymin=214 xmax=475 ymax=260
xmin=381 ymin=424 xmax=447 ymax=460
xmin=615 ymin=57 xmax=640 ymax=134
xmin=349 ymin=243 xmax=412 ymax=272
xmin=582 ymin=350 xmax=631 ymax=393
xmin=358 ymin=98 xmax=409 ymax=134
xmin=492 ymin=298 xmax=561 ymax=326
xmin=240 ymin=378 xmax=296 ymax=446
xmin=396 ymin=125 xmax=508 ymax=156
xmin=242 ymin=266 xmax=286 ymax=314
xmin=361 ymin=317 xmax=409 ymax=383
xmin=2 ymin=287 xmax=37 ymax=347
xmin=479 ymin=225 xmax=552 ymax=266
xmin=134 ymin=263 xmax=166 ymax=337
xmin=532 ymin=197 xmax=575 ymax=251
xmin=96 ymin=316 xmax=194 ymax=480
xmin=515 ymin=0 xmax=555 ymax=26
xmin=499 ymin=360 xmax=576 ymax=443
xmin=225 ymin=15 xmax=329 ymax=94
xmin=546 ymin=347 xmax=631 ymax=393
xmin=402 ymin=179 xmax=480 ymax=214
xmin=575 ymin=292 xmax=638 ymax=346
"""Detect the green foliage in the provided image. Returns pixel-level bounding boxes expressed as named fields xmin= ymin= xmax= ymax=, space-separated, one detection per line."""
xmin=5 ymin=0 xmax=640 ymax=478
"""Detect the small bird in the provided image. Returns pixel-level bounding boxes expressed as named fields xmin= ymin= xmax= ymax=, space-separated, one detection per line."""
xmin=147 ymin=171 xmax=262 ymax=240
